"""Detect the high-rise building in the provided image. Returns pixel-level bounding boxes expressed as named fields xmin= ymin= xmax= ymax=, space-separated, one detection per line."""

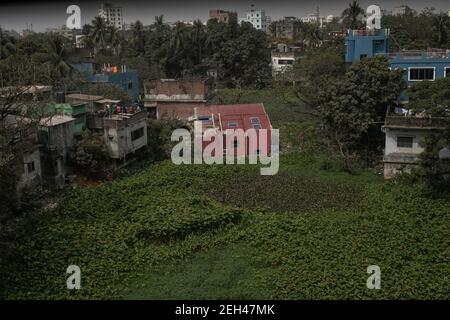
xmin=392 ymin=5 xmax=407 ymax=16
xmin=98 ymin=3 xmax=123 ymax=29
xmin=209 ymin=9 xmax=237 ymax=24
xmin=242 ymin=7 xmax=267 ymax=31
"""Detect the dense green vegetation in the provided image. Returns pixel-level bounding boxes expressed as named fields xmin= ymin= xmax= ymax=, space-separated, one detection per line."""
xmin=1 ymin=1 xmax=450 ymax=300
xmin=3 ymin=86 xmax=448 ymax=299
xmin=1 ymin=152 xmax=448 ymax=299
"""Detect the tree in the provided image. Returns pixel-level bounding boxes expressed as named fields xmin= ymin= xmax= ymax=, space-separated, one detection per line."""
xmin=342 ymin=0 xmax=365 ymax=30
xmin=0 ymin=28 xmax=17 ymax=59
xmin=407 ymin=76 xmax=450 ymax=116
xmin=291 ymin=47 xmax=346 ymax=107
xmin=0 ymin=55 xmax=49 ymax=239
xmin=146 ymin=116 xmax=188 ymax=159
xmin=189 ymin=20 xmax=206 ymax=65
xmin=301 ymin=23 xmax=322 ymax=49
xmin=432 ymin=12 xmax=450 ymax=47
xmin=317 ymin=56 xmax=406 ymax=170
xmin=39 ymin=34 xmax=72 ymax=80
xmin=418 ymin=126 xmax=450 ymax=194
xmin=89 ymin=16 xmax=109 ymax=54
xmin=130 ymin=20 xmax=146 ymax=57
xmin=209 ymin=21 xmax=271 ymax=88
xmin=72 ymin=130 xmax=109 ymax=177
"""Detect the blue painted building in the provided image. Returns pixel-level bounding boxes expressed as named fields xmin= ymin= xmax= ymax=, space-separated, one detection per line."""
xmin=72 ymin=63 xmax=140 ymax=101
xmin=345 ymin=29 xmax=390 ymax=63
xmin=345 ymin=28 xmax=450 ymax=101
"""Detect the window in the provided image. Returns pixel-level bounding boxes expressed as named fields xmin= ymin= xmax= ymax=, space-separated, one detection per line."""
xmin=197 ymin=115 xmax=211 ymax=121
xmin=227 ymin=121 xmax=237 ymax=128
xmin=409 ymin=68 xmax=435 ymax=81
xmin=445 ymin=67 xmax=450 ymax=77
xmin=278 ymin=59 xmax=294 ymax=65
xmin=397 ymin=136 xmax=413 ymax=148
xmin=250 ymin=117 xmax=262 ymax=129
xmin=360 ymin=54 xmax=367 ymax=59
xmin=27 ymin=161 xmax=35 ymax=173
xmin=131 ymin=127 xmax=144 ymax=141
xmin=128 ymin=82 xmax=133 ymax=89
xmin=233 ymin=139 xmax=239 ymax=148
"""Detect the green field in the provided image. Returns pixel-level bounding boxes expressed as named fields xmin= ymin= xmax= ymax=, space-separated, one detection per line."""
xmin=1 ymin=89 xmax=449 ymax=299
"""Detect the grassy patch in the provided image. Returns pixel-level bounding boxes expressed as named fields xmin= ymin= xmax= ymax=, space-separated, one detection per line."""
xmin=1 ymin=153 xmax=448 ymax=300
xmin=122 ymin=243 xmax=266 ymax=300
xmin=205 ymin=172 xmax=362 ymax=214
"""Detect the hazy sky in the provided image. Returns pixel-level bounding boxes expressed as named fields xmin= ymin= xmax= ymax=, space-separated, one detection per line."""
xmin=1 ymin=0 xmax=449 ymax=32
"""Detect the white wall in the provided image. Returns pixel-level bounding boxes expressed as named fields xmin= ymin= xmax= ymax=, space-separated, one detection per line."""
xmin=105 ymin=119 xmax=147 ymax=159
xmin=385 ymin=128 xmax=425 ymax=155
xmin=17 ymin=148 xmax=42 ymax=190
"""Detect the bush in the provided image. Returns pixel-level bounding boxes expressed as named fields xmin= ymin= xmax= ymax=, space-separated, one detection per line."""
xmin=71 ymin=130 xmax=109 ymax=177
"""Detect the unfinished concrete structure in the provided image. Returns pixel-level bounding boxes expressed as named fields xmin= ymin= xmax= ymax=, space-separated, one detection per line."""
xmin=38 ymin=115 xmax=76 ymax=188
xmin=209 ymin=9 xmax=238 ymax=24
xmin=270 ymin=16 xmax=301 ymax=40
xmin=271 ymin=44 xmax=302 ymax=74
xmin=87 ymin=111 xmax=148 ymax=160
xmin=143 ymin=78 xmax=213 ymax=119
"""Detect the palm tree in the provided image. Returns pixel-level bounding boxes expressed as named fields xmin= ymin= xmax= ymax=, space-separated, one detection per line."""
xmin=130 ymin=20 xmax=146 ymax=56
xmin=107 ymin=25 xmax=124 ymax=55
xmin=342 ymin=0 xmax=365 ymax=30
xmin=170 ymin=22 xmax=188 ymax=54
xmin=153 ymin=15 xmax=165 ymax=32
xmin=43 ymin=34 xmax=72 ymax=79
xmin=302 ymin=23 xmax=322 ymax=49
xmin=190 ymin=20 xmax=206 ymax=64
xmin=89 ymin=16 xmax=109 ymax=54
xmin=432 ymin=13 xmax=449 ymax=47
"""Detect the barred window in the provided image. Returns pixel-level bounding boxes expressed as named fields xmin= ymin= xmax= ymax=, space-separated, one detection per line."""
xmin=397 ymin=136 xmax=413 ymax=148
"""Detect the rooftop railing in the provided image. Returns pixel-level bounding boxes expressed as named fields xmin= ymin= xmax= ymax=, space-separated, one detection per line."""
xmin=347 ymin=28 xmax=390 ymax=37
xmin=375 ymin=50 xmax=450 ymax=60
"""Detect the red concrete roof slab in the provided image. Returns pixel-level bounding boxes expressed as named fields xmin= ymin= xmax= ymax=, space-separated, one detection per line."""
xmin=197 ymin=103 xmax=272 ymax=131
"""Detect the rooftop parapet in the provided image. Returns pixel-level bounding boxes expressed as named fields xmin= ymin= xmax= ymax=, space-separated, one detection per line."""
xmin=375 ymin=49 xmax=450 ymax=60
xmin=346 ymin=29 xmax=390 ymax=37
xmin=384 ymin=115 xmax=449 ymax=129
xmin=87 ymin=110 xmax=148 ymax=130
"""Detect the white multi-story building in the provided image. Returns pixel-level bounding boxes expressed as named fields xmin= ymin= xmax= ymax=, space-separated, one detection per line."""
xmin=300 ymin=14 xmax=333 ymax=27
xmin=242 ymin=9 xmax=267 ymax=31
xmin=392 ymin=5 xmax=407 ymax=16
xmin=98 ymin=3 xmax=123 ymax=29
